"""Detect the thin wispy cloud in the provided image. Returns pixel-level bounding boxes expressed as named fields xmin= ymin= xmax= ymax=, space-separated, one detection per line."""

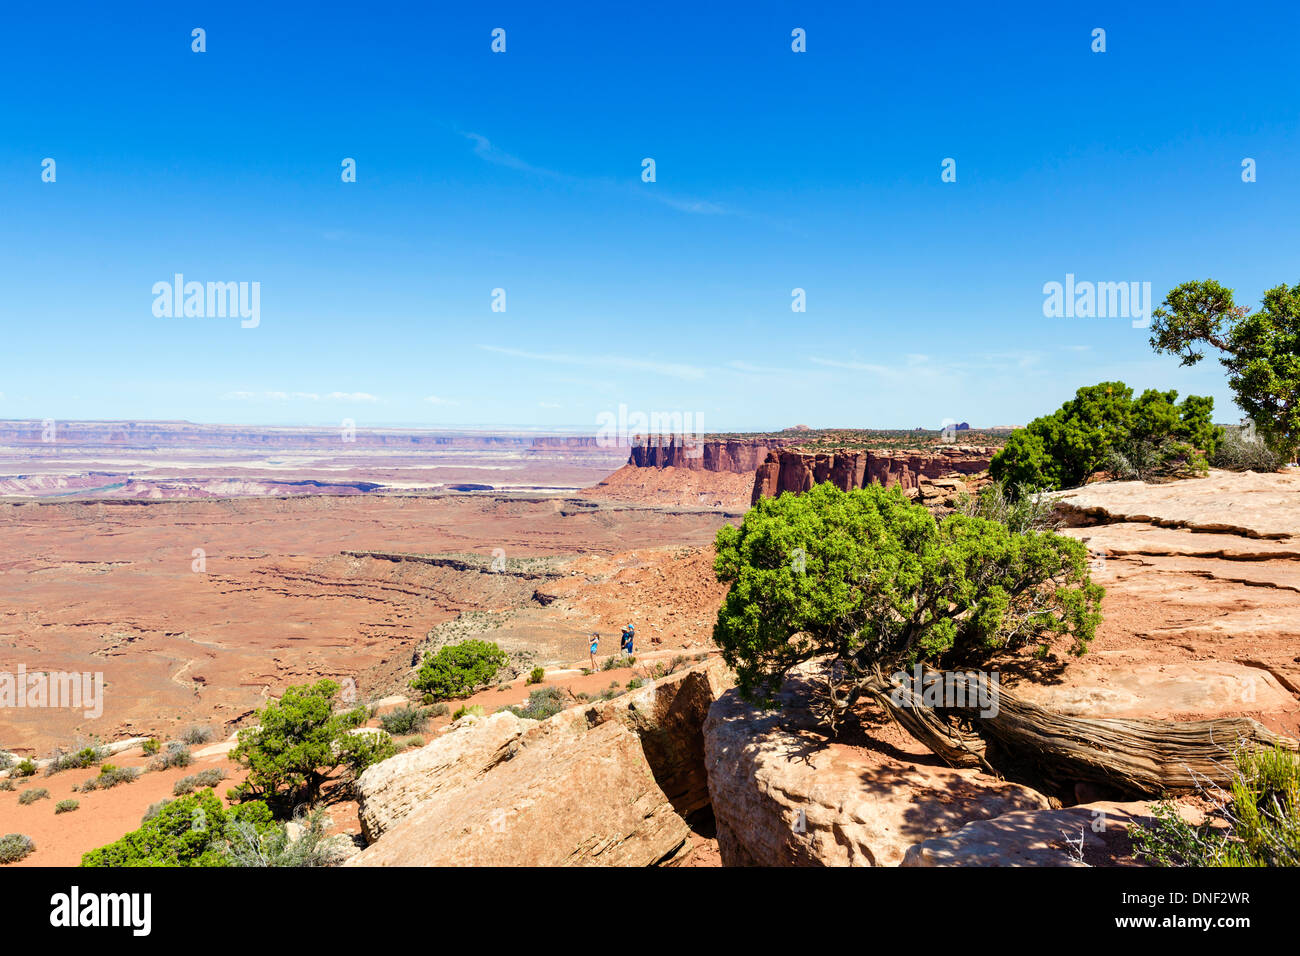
xmin=221 ymin=390 xmax=379 ymax=402
xmin=480 ymin=345 xmax=707 ymax=381
xmin=462 ymin=130 xmax=734 ymax=217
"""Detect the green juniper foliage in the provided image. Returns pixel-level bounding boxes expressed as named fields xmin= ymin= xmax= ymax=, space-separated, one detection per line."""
xmin=227 ymin=679 xmax=393 ymax=808
xmin=412 ymin=639 xmax=509 ymax=700
xmin=712 ymin=483 xmax=1102 ymax=707
xmin=989 ymin=381 xmax=1221 ymax=491
xmin=1150 ymin=279 xmax=1300 ymax=459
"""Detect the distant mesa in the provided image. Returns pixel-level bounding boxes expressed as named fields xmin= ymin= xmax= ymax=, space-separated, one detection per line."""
xmin=781 ymin=424 xmax=812 ymax=432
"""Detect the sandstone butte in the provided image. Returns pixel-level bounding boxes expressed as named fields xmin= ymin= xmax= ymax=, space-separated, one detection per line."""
xmin=619 ymin=435 xmax=995 ymax=507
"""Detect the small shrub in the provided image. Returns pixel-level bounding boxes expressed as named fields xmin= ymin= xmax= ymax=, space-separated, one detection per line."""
xmin=141 ymin=738 xmax=161 ymax=756
xmin=626 ymin=677 xmax=644 ymax=690
xmin=12 ymin=759 xmax=36 ymax=778
xmin=46 ymin=745 xmax=107 ymax=776
xmin=0 ymin=753 xmax=12 ymax=772
xmin=18 ymin=788 xmax=50 ymax=805
xmin=1212 ymin=426 xmax=1285 ymax=473
xmin=1131 ymin=745 xmax=1300 ymax=867
xmin=180 ymin=726 xmax=214 ymax=746
xmin=0 ymin=834 xmax=35 ymax=864
xmin=508 ymin=686 xmax=567 ymax=721
xmin=173 ymin=768 xmax=227 ymax=796
xmin=412 ymin=639 xmax=508 ymax=700
xmin=451 ymin=704 xmax=484 ymax=721
xmin=0 ymin=779 xmax=14 ymax=791
xmin=426 ymin=702 xmax=449 ymax=718
xmin=378 ymin=705 xmax=430 ymax=736
xmin=147 ymin=742 xmax=193 ymax=772
xmin=79 ymin=764 xmax=141 ymax=791
xmin=602 ymin=655 xmax=635 ymax=671
xmin=142 ymin=800 xmax=171 ymax=822
xmin=526 ymin=666 xmax=545 ymax=685
xmin=55 ymin=799 xmax=79 ymax=814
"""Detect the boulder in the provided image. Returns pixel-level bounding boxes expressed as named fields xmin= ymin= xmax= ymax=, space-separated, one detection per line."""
xmin=549 ymin=656 xmax=734 ymax=818
xmin=346 ymin=718 xmax=690 ymax=867
xmin=354 ymin=711 xmax=537 ymax=842
xmin=704 ymin=664 xmax=1051 ymax=866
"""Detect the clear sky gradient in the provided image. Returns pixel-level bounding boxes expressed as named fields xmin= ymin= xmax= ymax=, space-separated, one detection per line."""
xmin=2 ymin=2 xmax=1298 ymax=431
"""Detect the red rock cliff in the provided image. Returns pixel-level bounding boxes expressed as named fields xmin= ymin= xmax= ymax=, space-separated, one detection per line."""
xmin=749 ymin=447 xmax=995 ymax=505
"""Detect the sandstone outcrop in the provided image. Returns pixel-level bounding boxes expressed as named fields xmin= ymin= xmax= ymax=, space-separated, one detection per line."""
xmin=347 ymin=717 xmax=691 ymax=866
xmin=549 ymin=657 xmax=734 ymax=818
xmin=703 ymin=664 xmax=1050 ymax=866
xmin=350 ymin=658 xmax=733 ymax=865
xmin=1053 ymin=470 xmax=1300 ymax=738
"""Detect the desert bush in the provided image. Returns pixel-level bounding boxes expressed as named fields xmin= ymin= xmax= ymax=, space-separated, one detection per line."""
xmin=713 ymin=482 xmax=1102 ymax=709
xmin=451 ymin=704 xmax=484 ymax=721
xmin=990 ymin=382 xmax=1221 ymax=492
xmin=78 ymin=764 xmax=141 ymax=791
xmin=0 ymin=834 xmax=35 ymax=864
xmin=142 ymin=800 xmax=171 ymax=822
xmin=1212 ymin=426 xmax=1285 ymax=472
xmin=180 ymin=726 xmax=214 ymax=745
xmin=46 ymin=744 xmax=107 ymax=776
xmin=0 ymin=753 xmax=11 ymax=771
xmin=602 ymin=655 xmax=635 ymax=671
xmin=378 ymin=705 xmax=430 ymax=736
xmin=0 ymin=779 xmax=14 ymax=791
xmin=626 ymin=677 xmax=644 ymax=690
xmin=955 ymin=480 xmax=1061 ymax=533
xmin=426 ymin=702 xmax=449 ymax=718
xmin=55 ymin=799 xmax=79 ymax=814
xmin=141 ymin=738 xmax=161 ymax=756
xmin=82 ymin=790 xmax=275 ymax=867
xmin=173 ymin=768 xmax=227 ymax=796
xmin=1131 ymin=745 xmax=1300 ymax=867
xmin=223 ymin=808 xmax=344 ymax=867
xmin=508 ymin=686 xmax=567 ymax=721
xmin=147 ymin=742 xmax=193 ymax=772
xmin=11 ymin=759 xmax=36 ymax=778
xmin=18 ymin=787 xmax=50 ymax=805
xmin=226 ymin=679 xmax=369 ymax=808
xmin=526 ymin=666 xmax=545 ymax=685
xmin=411 ymin=640 xmax=508 ymax=700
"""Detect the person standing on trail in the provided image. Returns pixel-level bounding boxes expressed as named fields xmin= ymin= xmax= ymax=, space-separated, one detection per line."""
xmin=589 ymin=632 xmax=600 ymax=671
xmin=621 ymin=623 xmax=635 ymax=656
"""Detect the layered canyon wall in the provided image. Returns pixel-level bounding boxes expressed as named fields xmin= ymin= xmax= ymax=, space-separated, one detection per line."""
xmin=624 ymin=437 xmax=995 ymax=505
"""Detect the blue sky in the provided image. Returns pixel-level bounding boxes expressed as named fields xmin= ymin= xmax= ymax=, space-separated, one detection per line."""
xmin=2 ymin=1 xmax=1297 ymax=431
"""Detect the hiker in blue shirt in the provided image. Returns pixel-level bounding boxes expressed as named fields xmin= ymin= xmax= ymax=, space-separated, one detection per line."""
xmin=589 ymin=632 xmax=599 ymax=671
xmin=620 ymin=623 xmax=635 ymax=656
